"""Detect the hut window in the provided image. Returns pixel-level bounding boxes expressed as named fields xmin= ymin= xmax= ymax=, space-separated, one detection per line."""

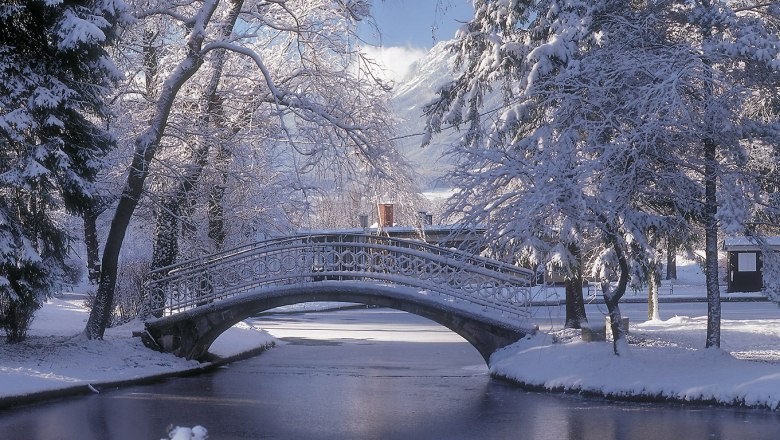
xmin=738 ymin=252 xmax=757 ymax=272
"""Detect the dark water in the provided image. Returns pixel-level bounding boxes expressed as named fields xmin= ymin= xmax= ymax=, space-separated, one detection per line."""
xmin=0 ymin=310 xmax=778 ymax=440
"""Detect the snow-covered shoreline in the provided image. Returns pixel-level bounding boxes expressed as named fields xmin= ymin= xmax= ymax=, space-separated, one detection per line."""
xmin=490 ymin=314 xmax=780 ymax=411
xmin=0 ymin=296 xmax=275 ymax=408
xmin=2 ymin=261 xmax=780 ymax=413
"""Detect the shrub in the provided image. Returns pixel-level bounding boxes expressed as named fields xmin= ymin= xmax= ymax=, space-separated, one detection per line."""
xmin=0 ymin=291 xmax=42 ymax=343
xmin=84 ymin=259 xmax=150 ymax=326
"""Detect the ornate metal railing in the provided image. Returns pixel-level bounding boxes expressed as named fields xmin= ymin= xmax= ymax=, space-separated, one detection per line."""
xmin=144 ymin=234 xmax=534 ymax=319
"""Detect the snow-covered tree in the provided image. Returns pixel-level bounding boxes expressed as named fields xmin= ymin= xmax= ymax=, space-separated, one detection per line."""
xmin=425 ymin=0 xmax=780 ymax=353
xmin=0 ymin=0 xmax=124 ymax=341
xmin=138 ymin=0 xmax=415 ymax=309
xmin=145 ymin=0 xmax=244 ymax=288
xmin=85 ymin=0 xmax=415 ymax=337
xmin=650 ymin=0 xmax=780 ymax=348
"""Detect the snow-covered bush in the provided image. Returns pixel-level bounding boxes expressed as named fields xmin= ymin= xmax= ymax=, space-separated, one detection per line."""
xmin=113 ymin=259 xmax=150 ymax=325
xmin=0 ymin=290 xmax=40 ymax=343
xmin=163 ymin=425 xmax=208 ymax=440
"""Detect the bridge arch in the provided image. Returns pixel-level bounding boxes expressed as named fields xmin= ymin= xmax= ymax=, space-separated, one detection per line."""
xmin=142 ymin=281 xmax=534 ymax=365
xmin=142 ymin=234 xmax=535 ymax=366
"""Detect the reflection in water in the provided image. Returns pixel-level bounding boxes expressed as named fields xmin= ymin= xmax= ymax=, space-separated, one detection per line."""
xmin=4 ymin=373 xmax=776 ymax=440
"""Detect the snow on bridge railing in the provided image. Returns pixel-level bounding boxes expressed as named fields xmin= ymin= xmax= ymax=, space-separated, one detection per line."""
xmin=143 ymin=234 xmax=534 ymax=319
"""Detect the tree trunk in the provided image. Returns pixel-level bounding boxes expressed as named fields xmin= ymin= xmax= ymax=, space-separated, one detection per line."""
xmin=647 ymin=230 xmax=661 ymax=321
xmin=207 ymin=142 xmax=231 ymax=251
xmin=208 ymin=182 xmax=227 ymax=250
xmin=83 ymin=204 xmax=101 ymax=284
xmin=603 ymin=240 xmax=630 ymax=355
xmin=564 ymin=278 xmax=588 ymax=328
xmin=147 ymin=200 xmax=181 ymax=317
xmin=85 ymin=184 xmax=136 ymax=339
xmin=83 ymin=0 xmax=221 ymax=339
xmin=151 ymin=201 xmax=180 ymax=271
xmin=704 ymin=138 xmax=721 ymax=348
xmin=648 ymin=266 xmax=660 ymax=321
xmin=665 ymin=236 xmax=677 ymax=280
xmin=564 ymin=243 xmax=587 ymax=328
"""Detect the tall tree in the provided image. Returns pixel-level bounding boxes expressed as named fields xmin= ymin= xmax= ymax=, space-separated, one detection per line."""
xmin=425 ymin=0 xmax=780 ymax=352
xmin=0 ymin=0 xmax=124 ymax=341
xmin=665 ymin=237 xmax=678 ymax=281
xmin=148 ymin=0 xmax=242 ymax=285
xmin=670 ymin=0 xmax=780 ymax=347
xmin=85 ymin=0 xmax=411 ymax=338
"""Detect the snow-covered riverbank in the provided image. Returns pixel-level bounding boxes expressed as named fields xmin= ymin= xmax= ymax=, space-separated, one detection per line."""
xmin=2 ymin=259 xmax=779 ymax=412
xmin=0 ymin=295 xmax=274 ymax=406
xmin=491 ymin=311 xmax=780 ymax=410
xmin=495 ymin=260 xmax=780 ymax=410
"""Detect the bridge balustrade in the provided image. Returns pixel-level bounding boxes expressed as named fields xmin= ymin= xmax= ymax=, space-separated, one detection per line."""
xmin=144 ymin=234 xmax=534 ymax=320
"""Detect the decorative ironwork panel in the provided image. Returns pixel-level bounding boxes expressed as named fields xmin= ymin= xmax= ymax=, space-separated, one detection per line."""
xmin=144 ymin=234 xmax=534 ymax=320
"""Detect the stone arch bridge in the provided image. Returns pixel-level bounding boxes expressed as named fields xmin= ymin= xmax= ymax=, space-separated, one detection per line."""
xmin=141 ymin=234 xmax=536 ymax=365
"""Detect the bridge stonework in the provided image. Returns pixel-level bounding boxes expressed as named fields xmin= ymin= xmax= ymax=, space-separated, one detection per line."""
xmin=141 ymin=234 xmax=535 ymax=365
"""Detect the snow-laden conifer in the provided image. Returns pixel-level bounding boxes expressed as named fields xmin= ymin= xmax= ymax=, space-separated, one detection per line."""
xmin=0 ymin=0 xmax=125 ymax=341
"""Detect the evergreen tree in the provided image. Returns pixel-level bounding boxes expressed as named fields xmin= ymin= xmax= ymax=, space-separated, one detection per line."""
xmin=0 ymin=0 xmax=124 ymax=341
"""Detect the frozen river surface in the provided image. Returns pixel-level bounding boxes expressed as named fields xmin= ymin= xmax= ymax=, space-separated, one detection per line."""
xmin=0 ymin=307 xmax=778 ymax=439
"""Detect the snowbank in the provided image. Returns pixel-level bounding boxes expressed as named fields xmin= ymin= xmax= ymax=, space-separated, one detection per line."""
xmin=0 ymin=296 xmax=275 ymax=405
xmin=491 ymin=315 xmax=780 ymax=410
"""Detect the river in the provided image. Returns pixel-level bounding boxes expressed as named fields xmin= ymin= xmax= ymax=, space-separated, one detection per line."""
xmin=0 ymin=307 xmax=778 ymax=439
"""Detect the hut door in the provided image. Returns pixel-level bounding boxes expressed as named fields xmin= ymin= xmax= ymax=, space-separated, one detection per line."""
xmin=729 ymin=251 xmax=763 ymax=292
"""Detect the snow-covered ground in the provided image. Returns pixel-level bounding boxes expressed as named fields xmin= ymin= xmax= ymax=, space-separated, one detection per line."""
xmin=492 ymin=312 xmax=780 ymax=410
xmin=1 ymin=259 xmax=779 ymax=412
xmin=494 ymin=259 xmax=780 ymax=410
xmin=0 ymin=294 xmax=274 ymax=402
